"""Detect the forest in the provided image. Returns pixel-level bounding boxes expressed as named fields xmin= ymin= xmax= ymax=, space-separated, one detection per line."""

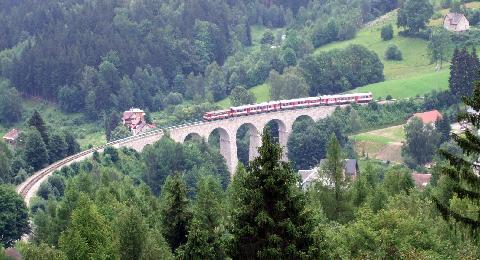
xmin=0 ymin=0 xmax=398 ymax=123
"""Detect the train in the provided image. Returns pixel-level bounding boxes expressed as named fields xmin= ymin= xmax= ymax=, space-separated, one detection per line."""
xmin=203 ymin=92 xmax=373 ymax=121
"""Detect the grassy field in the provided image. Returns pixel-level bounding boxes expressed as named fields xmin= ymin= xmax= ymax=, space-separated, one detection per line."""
xmin=349 ymin=69 xmax=449 ymax=99
xmin=314 ymin=11 xmax=442 ymax=82
xmin=351 ymin=124 xmax=406 ymax=163
xmin=0 ymin=98 xmax=106 ymax=150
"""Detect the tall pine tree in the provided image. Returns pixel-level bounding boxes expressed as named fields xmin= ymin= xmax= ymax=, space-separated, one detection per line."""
xmin=159 ymin=173 xmax=192 ymax=252
xmin=181 ymin=175 xmax=226 ymax=259
xmin=435 ymin=77 xmax=480 ymax=237
xmin=24 ymin=128 xmax=49 ymax=171
xmin=449 ymin=48 xmax=479 ymax=100
xmin=27 ymin=110 xmax=49 ymax=145
xmin=229 ymin=128 xmax=313 ymax=259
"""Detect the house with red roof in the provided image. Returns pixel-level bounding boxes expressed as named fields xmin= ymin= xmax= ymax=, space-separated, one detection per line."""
xmin=411 ymin=110 xmax=443 ymax=125
xmin=2 ymin=128 xmax=20 ymax=148
xmin=122 ymin=108 xmax=156 ymax=135
xmin=412 ymin=173 xmax=432 ymax=191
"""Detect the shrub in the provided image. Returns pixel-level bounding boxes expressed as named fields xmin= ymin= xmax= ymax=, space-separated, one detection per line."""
xmin=381 ymin=24 xmax=394 ymax=41
xmin=385 ymin=44 xmax=403 ymax=60
xmin=164 ymin=92 xmax=184 ymax=106
xmin=260 ymin=30 xmax=275 ymax=45
xmin=440 ymin=0 xmax=452 ymax=9
xmin=386 ymin=95 xmax=393 ymax=100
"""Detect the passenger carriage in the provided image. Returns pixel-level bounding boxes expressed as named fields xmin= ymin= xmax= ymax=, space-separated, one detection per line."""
xmin=203 ymin=92 xmax=373 ymax=121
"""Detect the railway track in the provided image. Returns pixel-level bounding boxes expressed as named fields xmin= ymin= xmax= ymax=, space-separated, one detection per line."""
xmin=16 ymin=128 xmax=166 ymax=205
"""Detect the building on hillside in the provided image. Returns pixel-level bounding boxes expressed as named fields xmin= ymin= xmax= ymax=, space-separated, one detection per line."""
xmin=410 ymin=110 xmax=443 ymax=125
xmin=411 ymin=173 xmax=432 ymax=191
xmin=2 ymin=128 xmax=20 ymax=148
xmin=444 ymin=12 xmax=470 ymax=32
xmin=122 ymin=108 xmax=156 ymax=135
xmin=298 ymin=159 xmax=359 ymax=188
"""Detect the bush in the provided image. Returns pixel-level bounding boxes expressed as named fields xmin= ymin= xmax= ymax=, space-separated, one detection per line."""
xmin=386 ymin=95 xmax=393 ymax=100
xmin=164 ymin=92 xmax=183 ymax=106
xmin=381 ymin=24 xmax=394 ymax=41
xmin=260 ymin=30 xmax=275 ymax=45
xmin=440 ymin=0 xmax=452 ymax=9
xmin=385 ymin=44 xmax=403 ymax=60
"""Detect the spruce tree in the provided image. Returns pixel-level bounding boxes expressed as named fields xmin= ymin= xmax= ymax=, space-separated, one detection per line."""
xmin=117 ymin=207 xmax=147 ymax=260
xmin=435 ymin=116 xmax=452 ymax=143
xmin=59 ymin=196 xmax=119 ymax=259
xmin=24 ymin=128 xmax=49 ymax=171
xmin=27 ymin=110 xmax=49 ymax=145
xmin=318 ymin=134 xmax=353 ymax=222
xmin=229 ymin=128 xmax=313 ymax=259
xmin=64 ymin=132 xmax=80 ymax=156
xmin=159 ymin=173 xmax=192 ymax=252
xmin=182 ymin=175 xmax=226 ymax=259
xmin=48 ymin=132 xmax=67 ymax=163
xmin=434 ymin=78 xmax=480 ymax=237
xmin=449 ymin=48 xmax=477 ymax=99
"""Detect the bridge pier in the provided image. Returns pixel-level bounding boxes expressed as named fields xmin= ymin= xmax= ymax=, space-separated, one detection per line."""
xmin=219 ymin=134 xmax=238 ymax=175
xmin=164 ymin=106 xmax=337 ymax=176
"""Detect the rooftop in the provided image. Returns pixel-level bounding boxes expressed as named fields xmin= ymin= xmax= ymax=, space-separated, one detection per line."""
xmin=3 ymin=128 xmax=20 ymax=141
xmin=412 ymin=110 xmax=442 ymax=124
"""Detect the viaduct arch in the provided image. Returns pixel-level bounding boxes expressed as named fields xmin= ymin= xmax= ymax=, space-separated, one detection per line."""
xmin=167 ymin=106 xmax=337 ymax=174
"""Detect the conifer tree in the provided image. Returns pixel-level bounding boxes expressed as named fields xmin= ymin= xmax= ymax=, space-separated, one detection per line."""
xmin=434 ymin=78 xmax=480 ymax=237
xmin=449 ymin=48 xmax=477 ymax=99
xmin=24 ymin=128 xmax=49 ymax=170
xmin=28 ymin=110 xmax=49 ymax=145
xmin=159 ymin=173 xmax=192 ymax=252
xmin=229 ymin=128 xmax=313 ymax=259
xmin=435 ymin=115 xmax=452 ymax=143
xmin=64 ymin=132 xmax=80 ymax=156
xmin=59 ymin=195 xmax=119 ymax=259
xmin=48 ymin=132 xmax=67 ymax=163
xmin=182 ymin=175 xmax=226 ymax=259
xmin=117 ymin=207 xmax=147 ymax=260
xmin=318 ymin=134 xmax=353 ymax=222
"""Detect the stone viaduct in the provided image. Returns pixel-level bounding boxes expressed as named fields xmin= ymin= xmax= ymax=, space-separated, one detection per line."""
xmin=117 ymin=105 xmax=338 ymax=174
xmin=19 ymin=105 xmax=340 ymax=206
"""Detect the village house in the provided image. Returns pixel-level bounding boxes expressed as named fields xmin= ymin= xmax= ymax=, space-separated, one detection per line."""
xmin=2 ymin=128 xmax=20 ymax=148
xmin=122 ymin=108 xmax=156 ymax=135
xmin=444 ymin=12 xmax=470 ymax=32
xmin=411 ymin=173 xmax=432 ymax=191
xmin=298 ymin=159 xmax=359 ymax=188
xmin=410 ymin=110 xmax=443 ymax=125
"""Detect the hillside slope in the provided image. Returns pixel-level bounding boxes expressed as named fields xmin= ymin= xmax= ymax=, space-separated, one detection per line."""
xmin=219 ymin=10 xmax=456 ymax=107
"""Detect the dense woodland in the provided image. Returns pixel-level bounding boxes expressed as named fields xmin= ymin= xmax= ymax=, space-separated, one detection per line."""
xmin=0 ymin=0 xmax=399 ymax=123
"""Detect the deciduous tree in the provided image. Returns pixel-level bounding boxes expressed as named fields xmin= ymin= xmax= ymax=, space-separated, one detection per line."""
xmin=397 ymin=0 xmax=433 ymax=34
xmin=0 ymin=184 xmax=30 ymax=247
xmin=427 ymin=28 xmax=451 ymax=70
xmin=230 ymin=85 xmax=256 ymax=106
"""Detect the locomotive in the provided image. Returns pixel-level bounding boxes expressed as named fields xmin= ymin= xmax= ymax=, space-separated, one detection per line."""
xmin=203 ymin=92 xmax=373 ymax=121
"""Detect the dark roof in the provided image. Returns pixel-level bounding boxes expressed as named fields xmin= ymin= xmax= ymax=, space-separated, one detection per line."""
xmin=344 ymin=159 xmax=358 ymax=176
